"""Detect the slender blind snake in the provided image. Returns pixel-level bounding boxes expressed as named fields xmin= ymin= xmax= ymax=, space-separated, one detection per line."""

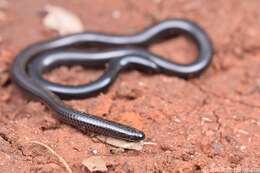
xmin=11 ymin=19 xmax=213 ymax=141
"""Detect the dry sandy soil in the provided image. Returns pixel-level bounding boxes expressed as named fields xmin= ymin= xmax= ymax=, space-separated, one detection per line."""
xmin=0 ymin=0 xmax=259 ymax=172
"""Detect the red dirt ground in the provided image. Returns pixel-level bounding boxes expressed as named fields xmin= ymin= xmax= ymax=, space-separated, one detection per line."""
xmin=0 ymin=0 xmax=260 ymax=172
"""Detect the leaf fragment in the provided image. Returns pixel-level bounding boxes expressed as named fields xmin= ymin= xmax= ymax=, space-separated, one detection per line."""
xmin=96 ymin=135 xmax=156 ymax=151
xmin=43 ymin=5 xmax=84 ymax=35
xmin=82 ymin=156 xmax=107 ymax=172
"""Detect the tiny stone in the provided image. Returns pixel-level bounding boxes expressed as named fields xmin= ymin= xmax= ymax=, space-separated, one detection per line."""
xmin=240 ymin=145 xmax=246 ymax=150
xmin=92 ymin=149 xmax=98 ymax=155
xmin=237 ymin=129 xmax=249 ymax=135
xmin=174 ymin=118 xmax=181 ymax=123
xmin=138 ymin=81 xmax=145 ymax=86
xmin=201 ymin=117 xmax=212 ymax=122
xmin=112 ymin=10 xmax=121 ymax=19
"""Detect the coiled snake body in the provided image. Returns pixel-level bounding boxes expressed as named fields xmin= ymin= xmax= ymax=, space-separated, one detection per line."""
xmin=11 ymin=19 xmax=213 ymax=141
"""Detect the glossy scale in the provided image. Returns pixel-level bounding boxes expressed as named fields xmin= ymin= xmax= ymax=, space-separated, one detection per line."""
xmin=11 ymin=19 xmax=213 ymax=141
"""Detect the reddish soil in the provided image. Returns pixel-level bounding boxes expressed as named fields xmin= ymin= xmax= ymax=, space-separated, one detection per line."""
xmin=0 ymin=0 xmax=260 ymax=172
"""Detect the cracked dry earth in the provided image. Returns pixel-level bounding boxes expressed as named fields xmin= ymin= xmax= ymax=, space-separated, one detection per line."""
xmin=0 ymin=0 xmax=260 ymax=173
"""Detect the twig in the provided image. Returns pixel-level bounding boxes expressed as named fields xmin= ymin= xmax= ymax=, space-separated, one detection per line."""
xmin=30 ymin=140 xmax=73 ymax=173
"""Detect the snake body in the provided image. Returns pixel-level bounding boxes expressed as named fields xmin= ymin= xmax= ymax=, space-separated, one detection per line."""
xmin=11 ymin=19 xmax=213 ymax=141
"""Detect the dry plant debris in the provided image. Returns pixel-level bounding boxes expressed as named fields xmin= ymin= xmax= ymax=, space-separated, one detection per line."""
xmin=96 ymin=135 xmax=156 ymax=151
xmin=43 ymin=5 xmax=84 ymax=35
xmin=82 ymin=156 xmax=108 ymax=172
xmin=30 ymin=141 xmax=73 ymax=173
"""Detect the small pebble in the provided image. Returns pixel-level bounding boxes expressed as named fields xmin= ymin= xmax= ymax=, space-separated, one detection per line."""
xmin=201 ymin=117 xmax=213 ymax=123
xmin=237 ymin=129 xmax=249 ymax=135
xmin=112 ymin=10 xmax=121 ymax=19
xmin=240 ymin=145 xmax=246 ymax=150
xmin=92 ymin=149 xmax=98 ymax=155
xmin=174 ymin=118 xmax=181 ymax=123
